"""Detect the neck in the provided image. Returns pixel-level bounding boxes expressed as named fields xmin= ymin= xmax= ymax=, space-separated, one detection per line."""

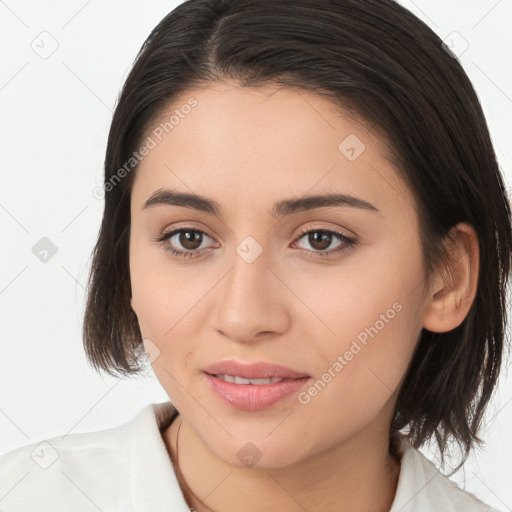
xmin=163 ymin=415 xmax=401 ymax=512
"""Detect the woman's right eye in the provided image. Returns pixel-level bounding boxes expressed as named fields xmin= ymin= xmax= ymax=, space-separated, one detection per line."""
xmin=154 ymin=228 xmax=214 ymax=258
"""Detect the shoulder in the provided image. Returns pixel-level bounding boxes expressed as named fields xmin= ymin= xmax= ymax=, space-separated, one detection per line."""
xmin=0 ymin=402 xmax=172 ymax=511
xmin=0 ymin=419 xmax=130 ymax=511
xmin=391 ymin=433 xmax=501 ymax=512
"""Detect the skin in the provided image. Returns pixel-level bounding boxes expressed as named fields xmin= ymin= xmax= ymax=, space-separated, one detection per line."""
xmin=129 ymin=81 xmax=479 ymax=512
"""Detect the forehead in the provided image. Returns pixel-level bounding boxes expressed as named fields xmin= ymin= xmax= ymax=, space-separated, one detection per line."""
xmin=132 ymin=81 xmax=414 ymax=219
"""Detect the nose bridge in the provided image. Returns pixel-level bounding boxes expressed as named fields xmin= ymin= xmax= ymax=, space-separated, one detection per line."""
xmin=213 ymin=233 xmax=288 ymax=342
xmin=224 ymin=235 xmax=273 ymax=311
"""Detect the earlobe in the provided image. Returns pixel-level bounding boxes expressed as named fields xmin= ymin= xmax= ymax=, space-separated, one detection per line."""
xmin=422 ymin=223 xmax=479 ymax=333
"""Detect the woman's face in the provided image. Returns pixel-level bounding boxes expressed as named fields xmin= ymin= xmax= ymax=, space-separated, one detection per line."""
xmin=129 ymin=81 xmax=431 ymax=468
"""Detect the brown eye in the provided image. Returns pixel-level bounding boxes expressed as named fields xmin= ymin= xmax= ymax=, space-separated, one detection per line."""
xmin=304 ymin=231 xmax=334 ymax=251
xmin=292 ymin=227 xmax=357 ymax=258
xmin=176 ymin=230 xmax=203 ymax=250
xmin=155 ymin=228 xmax=215 ymax=258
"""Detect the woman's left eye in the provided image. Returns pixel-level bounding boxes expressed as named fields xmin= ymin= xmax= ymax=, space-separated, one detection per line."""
xmin=154 ymin=227 xmax=357 ymax=259
xmin=292 ymin=227 xmax=357 ymax=257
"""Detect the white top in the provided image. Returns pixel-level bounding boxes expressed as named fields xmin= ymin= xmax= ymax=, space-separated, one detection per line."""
xmin=0 ymin=401 xmax=500 ymax=512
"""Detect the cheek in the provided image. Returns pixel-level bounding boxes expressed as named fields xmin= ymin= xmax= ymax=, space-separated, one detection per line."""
xmin=296 ymin=300 xmax=422 ymax=447
xmin=129 ymin=230 xmax=186 ymax=337
xmin=297 ymin=253 xmax=425 ymax=428
xmin=129 ymin=237 xmax=207 ymax=384
xmin=132 ymin=262 xmax=201 ymax=407
xmin=131 ymin=276 xmax=200 ymax=360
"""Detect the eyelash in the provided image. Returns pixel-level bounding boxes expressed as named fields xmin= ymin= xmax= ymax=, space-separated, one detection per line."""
xmin=154 ymin=225 xmax=357 ymax=260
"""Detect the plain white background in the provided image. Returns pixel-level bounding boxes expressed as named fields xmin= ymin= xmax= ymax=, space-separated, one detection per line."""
xmin=1 ymin=0 xmax=511 ymax=510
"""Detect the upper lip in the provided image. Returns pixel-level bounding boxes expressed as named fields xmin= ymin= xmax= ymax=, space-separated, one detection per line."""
xmin=203 ymin=360 xmax=310 ymax=379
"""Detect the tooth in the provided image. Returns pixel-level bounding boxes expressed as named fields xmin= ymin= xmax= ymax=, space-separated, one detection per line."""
xmin=249 ymin=378 xmax=270 ymax=385
xmin=215 ymin=374 xmax=286 ymax=385
xmin=234 ymin=375 xmax=252 ymax=385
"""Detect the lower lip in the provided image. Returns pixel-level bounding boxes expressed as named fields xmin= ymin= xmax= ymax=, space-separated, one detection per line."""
xmin=203 ymin=372 xmax=311 ymax=411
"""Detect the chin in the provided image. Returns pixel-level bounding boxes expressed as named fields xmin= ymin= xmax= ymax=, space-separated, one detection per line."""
xmin=208 ymin=434 xmax=309 ymax=470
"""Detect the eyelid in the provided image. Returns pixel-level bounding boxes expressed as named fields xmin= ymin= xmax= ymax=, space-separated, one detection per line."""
xmin=156 ymin=221 xmax=355 ymax=242
xmin=156 ymin=221 xmax=214 ymax=238
xmin=153 ymin=221 xmax=358 ymax=259
xmin=294 ymin=222 xmax=356 ymax=239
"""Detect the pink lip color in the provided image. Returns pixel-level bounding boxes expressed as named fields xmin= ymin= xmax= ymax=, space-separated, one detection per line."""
xmin=202 ymin=360 xmax=311 ymax=411
xmin=203 ymin=372 xmax=311 ymax=411
xmin=202 ymin=360 xmax=310 ymax=379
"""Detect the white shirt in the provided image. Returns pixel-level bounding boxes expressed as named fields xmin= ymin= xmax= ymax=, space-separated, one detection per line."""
xmin=0 ymin=401 xmax=500 ymax=511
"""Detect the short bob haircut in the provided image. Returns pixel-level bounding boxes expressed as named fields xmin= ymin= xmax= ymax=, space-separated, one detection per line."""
xmin=83 ymin=0 xmax=512 ymax=470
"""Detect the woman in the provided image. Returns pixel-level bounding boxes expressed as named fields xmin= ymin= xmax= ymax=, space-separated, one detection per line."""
xmin=1 ymin=0 xmax=510 ymax=510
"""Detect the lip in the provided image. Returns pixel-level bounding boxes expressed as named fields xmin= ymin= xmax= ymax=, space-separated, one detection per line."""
xmin=202 ymin=360 xmax=311 ymax=411
xmin=202 ymin=360 xmax=310 ymax=379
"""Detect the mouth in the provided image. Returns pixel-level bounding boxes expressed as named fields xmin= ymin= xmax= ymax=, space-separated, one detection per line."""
xmin=207 ymin=374 xmax=291 ymax=385
xmin=202 ymin=359 xmax=310 ymax=380
xmin=202 ymin=360 xmax=311 ymax=411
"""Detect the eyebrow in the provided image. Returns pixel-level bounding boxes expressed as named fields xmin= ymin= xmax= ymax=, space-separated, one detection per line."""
xmin=142 ymin=188 xmax=381 ymax=219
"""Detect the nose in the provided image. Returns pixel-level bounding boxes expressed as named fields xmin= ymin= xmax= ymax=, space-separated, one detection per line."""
xmin=212 ymin=243 xmax=290 ymax=344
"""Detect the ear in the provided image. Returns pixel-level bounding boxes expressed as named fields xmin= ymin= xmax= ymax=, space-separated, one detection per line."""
xmin=422 ymin=223 xmax=479 ymax=333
